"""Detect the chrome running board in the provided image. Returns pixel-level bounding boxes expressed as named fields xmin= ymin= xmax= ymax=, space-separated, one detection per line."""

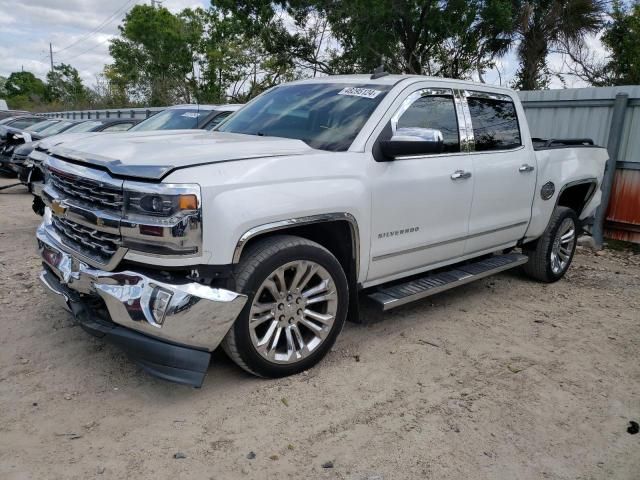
xmin=368 ymin=253 xmax=529 ymax=311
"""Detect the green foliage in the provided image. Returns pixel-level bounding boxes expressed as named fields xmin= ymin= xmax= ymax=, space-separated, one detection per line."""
xmin=512 ymin=0 xmax=605 ymax=90
xmin=108 ymin=4 xmax=201 ymax=106
xmin=223 ymin=0 xmax=515 ymax=80
xmin=2 ymin=1 xmax=631 ymax=112
xmin=5 ymin=71 xmax=46 ymax=99
xmin=318 ymin=0 xmax=514 ymax=78
xmin=46 ymin=63 xmax=88 ymax=105
xmin=601 ymin=0 xmax=640 ymax=85
xmin=4 ymin=71 xmax=47 ymax=109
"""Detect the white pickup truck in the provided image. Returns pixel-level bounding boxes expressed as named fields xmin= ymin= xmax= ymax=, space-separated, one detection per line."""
xmin=35 ymin=74 xmax=608 ymax=386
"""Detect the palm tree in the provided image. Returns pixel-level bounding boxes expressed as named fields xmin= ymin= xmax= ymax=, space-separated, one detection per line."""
xmin=513 ymin=0 xmax=605 ymax=90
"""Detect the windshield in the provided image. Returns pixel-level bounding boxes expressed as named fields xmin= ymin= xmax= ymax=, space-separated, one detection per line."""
xmin=27 ymin=120 xmax=59 ymax=132
xmin=5 ymin=117 xmax=41 ymax=129
xmin=37 ymin=121 xmax=75 ymax=136
xmin=130 ymin=108 xmax=208 ymax=131
xmin=64 ymin=121 xmax=103 ymax=133
xmin=217 ymin=83 xmax=391 ymax=151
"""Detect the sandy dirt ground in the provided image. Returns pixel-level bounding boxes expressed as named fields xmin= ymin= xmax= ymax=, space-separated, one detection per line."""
xmin=1 ymin=176 xmax=639 ymax=480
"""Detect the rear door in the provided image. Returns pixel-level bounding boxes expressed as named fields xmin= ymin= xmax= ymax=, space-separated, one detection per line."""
xmin=463 ymin=91 xmax=536 ymax=254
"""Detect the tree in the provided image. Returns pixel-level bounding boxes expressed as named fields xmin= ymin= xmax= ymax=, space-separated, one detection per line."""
xmin=46 ymin=63 xmax=87 ymax=105
xmin=108 ymin=5 xmax=202 ymax=105
xmin=600 ymin=0 xmax=640 ymax=85
xmin=221 ymin=0 xmax=515 ymax=80
xmin=4 ymin=71 xmax=46 ymax=99
xmin=4 ymin=71 xmax=47 ymax=109
xmin=512 ymin=0 xmax=605 ymax=90
xmin=0 ymin=76 xmax=7 ymax=97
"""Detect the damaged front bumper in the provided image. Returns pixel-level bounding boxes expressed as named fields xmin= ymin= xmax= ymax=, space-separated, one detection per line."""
xmin=36 ymin=221 xmax=247 ymax=387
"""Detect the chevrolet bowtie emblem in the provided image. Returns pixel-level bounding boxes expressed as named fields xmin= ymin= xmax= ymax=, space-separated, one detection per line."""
xmin=50 ymin=199 xmax=67 ymax=216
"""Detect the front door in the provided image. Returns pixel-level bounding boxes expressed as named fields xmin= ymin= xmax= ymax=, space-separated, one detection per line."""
xmin=462 ymin=91 xmax=537 ymax=254
xmin=367 ymin=87 xmax=474 ymax=284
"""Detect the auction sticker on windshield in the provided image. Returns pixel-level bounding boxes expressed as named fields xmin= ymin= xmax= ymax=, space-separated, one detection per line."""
xmin=337 ymin=87 xmax=382 ymax=99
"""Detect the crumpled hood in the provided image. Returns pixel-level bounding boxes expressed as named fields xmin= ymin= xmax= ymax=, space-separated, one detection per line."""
xmin=39 ymin=129 xmax=203 ymax=151
xmin=48 ymin=130 xmax=316 ymax=180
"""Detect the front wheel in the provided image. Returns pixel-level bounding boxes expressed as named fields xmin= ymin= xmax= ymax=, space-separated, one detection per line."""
xmin=523 ymin=206 xmax=578 ymax=282
xmin=222 ymin=235 xmax=348 ymax=377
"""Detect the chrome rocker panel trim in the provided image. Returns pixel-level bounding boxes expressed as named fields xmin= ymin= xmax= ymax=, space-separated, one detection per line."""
xmin=37 ymin=221 xmax=247 ymax=352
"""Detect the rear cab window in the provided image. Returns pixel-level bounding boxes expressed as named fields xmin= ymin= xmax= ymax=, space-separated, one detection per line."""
xmin=466 ymin=92 xmax=521 ymax=151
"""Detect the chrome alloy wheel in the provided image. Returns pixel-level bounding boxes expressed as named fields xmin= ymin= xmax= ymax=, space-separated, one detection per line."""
xmin=249 ymin=260 xmax=338 ymax=364
xmin=550 ymin=217 xmax=576 ymax=275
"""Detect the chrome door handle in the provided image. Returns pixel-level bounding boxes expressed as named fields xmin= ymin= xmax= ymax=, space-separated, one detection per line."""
xmin=451 ymin=170 xmax=472 ymax=180
xmin=519 ymin=164 xmax=535 ymax=173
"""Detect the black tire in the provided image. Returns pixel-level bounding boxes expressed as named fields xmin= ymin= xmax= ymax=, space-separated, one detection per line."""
xmin=523 ymin=206 xmax=579 ymax=282
xmin=222 ymin=235 xmax=349 ymax=377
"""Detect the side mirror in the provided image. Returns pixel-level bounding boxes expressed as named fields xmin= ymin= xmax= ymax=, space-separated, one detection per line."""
xmin=379 ymin=127 xmax=444 ymax=158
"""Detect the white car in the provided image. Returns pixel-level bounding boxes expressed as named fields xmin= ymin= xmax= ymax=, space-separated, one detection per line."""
xmin=35 ymin=75 xmax=608 ymax=386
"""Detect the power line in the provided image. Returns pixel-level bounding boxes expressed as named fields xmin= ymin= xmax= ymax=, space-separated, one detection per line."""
xmin=53 ymin=0 xmax=137 ymax=55
xmin=56 ymin=36 xmax=113 ymax=64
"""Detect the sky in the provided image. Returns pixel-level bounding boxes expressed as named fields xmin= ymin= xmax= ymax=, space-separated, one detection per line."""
xmin=0 ymin=0 xmax=606 ymax=90
xmin=0 ymin=0 xmax=207 ymax=86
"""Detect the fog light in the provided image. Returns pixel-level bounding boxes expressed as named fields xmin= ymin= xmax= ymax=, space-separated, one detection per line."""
xmin=151 ymin=287 xmax=173 ymax=325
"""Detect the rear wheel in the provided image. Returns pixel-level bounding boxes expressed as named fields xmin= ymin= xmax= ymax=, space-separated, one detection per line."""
xmin=222 ymin=235 xmax=348 ymax=377
xmin=523 ymin=206 xmax=578 ymax=282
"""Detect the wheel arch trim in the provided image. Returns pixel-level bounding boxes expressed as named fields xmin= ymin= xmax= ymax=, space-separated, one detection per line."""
xmin=232 ymin=213 xmax=360 ymax=274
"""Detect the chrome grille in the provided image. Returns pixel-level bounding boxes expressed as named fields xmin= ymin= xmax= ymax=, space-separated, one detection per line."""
xmin=49 ymin=167 xmax=124 ymax=210
xmin=52 ymin=216 xmax=121 ymax=259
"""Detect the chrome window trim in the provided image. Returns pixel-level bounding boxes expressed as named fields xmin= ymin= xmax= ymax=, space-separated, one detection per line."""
xmin=462 ymin=90 xmax=523 ymax=152
xmin=387 ymin=87 xmax=466 ymax=159
xmin=390 ymin=88 xmax=455 ymax=134
xmin=233 ymin=213 xmax=360 ymax=274
xmin=468 ymin=145 xmax=526 ymax=156
xmin=464 ymin=90 xmax=514 ymax=102
xmin=453 ymin=89 xmax=473 ymax=153
xmin=456 ymin=89 xmax=475 ymax=152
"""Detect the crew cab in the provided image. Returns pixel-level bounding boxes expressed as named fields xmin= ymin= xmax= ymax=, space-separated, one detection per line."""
xmin=34 ymin=75 xmax=608 ymax=386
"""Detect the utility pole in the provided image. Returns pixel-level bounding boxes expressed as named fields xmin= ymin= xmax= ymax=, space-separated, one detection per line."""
xmin=49 ymin=43 xmax=54 ymax=73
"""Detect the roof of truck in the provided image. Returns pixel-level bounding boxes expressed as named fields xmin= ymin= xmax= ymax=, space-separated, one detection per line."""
xmin=290 ymin=74 xmax=516 ymax=94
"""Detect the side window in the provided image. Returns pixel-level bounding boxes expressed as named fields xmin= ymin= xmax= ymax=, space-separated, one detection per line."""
xmin=206 ymin=111 xmax=232 ymax=130
xmin=396 ymin=94 xmax=460 ymax=153
xmin=466 ymin=95 xmax=521 ymax=151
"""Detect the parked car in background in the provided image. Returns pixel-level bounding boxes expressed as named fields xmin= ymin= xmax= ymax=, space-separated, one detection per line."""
xmin=34 ymin=75 xmax=607 ymax=386
xmin=0 ymin=115 xmax=40 ymax=126
xmin=129 ymin=103 xmax=242 ymax=131
xmin=0 ymin=116 xmax=47 ymax=137
xmin=0 ymin=119 xmax=78 ymax=175
xmin=11 ymin=118 xmax=140 ymax=183
xmin=26 ymin=104 xmax=241 ymax=213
